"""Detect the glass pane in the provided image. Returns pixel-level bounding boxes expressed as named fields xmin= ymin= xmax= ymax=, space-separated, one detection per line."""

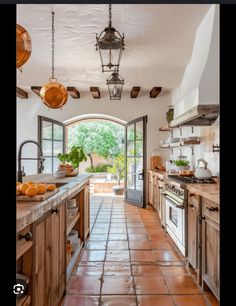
xmin=136 ymin=120 xmax=143 ymax=140
xmin=127 ymin=157 xmax=135 ymax=173
xmin=53 ymin=124 xmax=63 ymax=141
xmin=53 ymin=141 xmax=63 ymax=156
xmin=170 ymin=207 xmax=178 ymax=226
xmin=43 ymin=157 xmax=52 ymax=173
xmin=127 ymin=140 xmax=135 ymax=156
xmin=127 ymin=173 xmax=135 ymax=189
xmin=53 ymin=157 xmax=60 ymax=173
xmin=42 ymin=140 xmax=52 ymax=156
xmin=42 ymin=121 xmax=52 ymax=139
xmin=136 ymin=175 xmax=143 ymax=191
xmin=135 ymin=158 xmax=143 ymax=174
xmin=127 ymin=124 xmax=135 ymax=140
xmin=136 ymin=140 xmax=143 ymax=157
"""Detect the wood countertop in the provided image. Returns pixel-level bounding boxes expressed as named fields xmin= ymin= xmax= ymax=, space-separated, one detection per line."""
xmin=17 ymin=173 xmax=92 ymax=232
xmin=187 ymin=184 xmax=219 ymax=205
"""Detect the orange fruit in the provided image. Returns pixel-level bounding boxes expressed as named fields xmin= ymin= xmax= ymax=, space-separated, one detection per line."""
xmin=36 ymin=184 xmax=47 ymax=194
xmin=26 ymin=181 xmax=34 ymax=185
xmin=47 ymin=184 xmax=56 ymax=191
xmin=16 ymin=182 xmax=21 ymax=186
xmin=16 ymin=188 xmax=21 ymax=196
xmin=25 ymin=186 xmax=37 ymax=197
xmin=19 ymin=183 xmax=30 ymax=195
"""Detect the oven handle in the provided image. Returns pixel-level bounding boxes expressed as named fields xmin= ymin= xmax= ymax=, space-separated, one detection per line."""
xmin=162 ymin=193 xmax=185 ymax=209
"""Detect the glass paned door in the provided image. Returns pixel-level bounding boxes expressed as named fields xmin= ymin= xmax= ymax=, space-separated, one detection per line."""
xmin=38 ymin=116 xmax=65 ymax=173
xmin=125 ymin=116 xmax=147 ymax=207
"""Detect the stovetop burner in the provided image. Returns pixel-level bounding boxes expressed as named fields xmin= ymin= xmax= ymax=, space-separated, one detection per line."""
xmin=168 ymin=175 xmax=216 ymax=184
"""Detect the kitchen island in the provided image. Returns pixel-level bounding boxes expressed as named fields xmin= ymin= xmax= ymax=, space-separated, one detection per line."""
xmin=16 ymin=173 xmax=92 ymax=306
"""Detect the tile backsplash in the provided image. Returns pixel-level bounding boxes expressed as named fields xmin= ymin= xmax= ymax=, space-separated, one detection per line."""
xmin=168 ymin=117 xmax=219 ymax=176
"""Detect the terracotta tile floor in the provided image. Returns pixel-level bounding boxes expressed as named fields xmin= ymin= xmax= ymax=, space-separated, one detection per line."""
xmin=63 ymin=195 xmax=219 ymax=306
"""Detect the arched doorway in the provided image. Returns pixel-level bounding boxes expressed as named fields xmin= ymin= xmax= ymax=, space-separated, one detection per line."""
xmin=65 ymin=114 xmax=126 ymax=196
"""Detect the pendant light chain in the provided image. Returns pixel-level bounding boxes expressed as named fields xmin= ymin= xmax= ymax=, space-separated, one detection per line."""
xmin=108 ymin=4 xmax=112 ymax=27
xmin=51 ymin=11 xmax=55 ymax=80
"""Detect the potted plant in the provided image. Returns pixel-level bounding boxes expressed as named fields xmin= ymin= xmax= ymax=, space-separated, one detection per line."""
xmin=107 ymin=153 xmax=125 ymax=195
xmin=173 ymin=159 xmax=190 ymax=172
xmin=57 ymin=145 xmax=87 ymax=172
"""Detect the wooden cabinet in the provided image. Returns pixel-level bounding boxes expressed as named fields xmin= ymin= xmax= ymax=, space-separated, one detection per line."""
xmin=148 ymin=171 xmax=154 ymax=206
xmin=202 ymin=199 xmax=220 ymax=301
xmin=33 ymin=201 xmax=66 ymax=306
xmin=153 ymin=175 xmax=160 ymax=213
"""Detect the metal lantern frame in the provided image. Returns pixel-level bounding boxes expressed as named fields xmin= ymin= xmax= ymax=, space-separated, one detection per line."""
xmin=106 ymin=69 xmax=124 ymax=100
xmin=96 ymin=4 xmax=124 ymax=73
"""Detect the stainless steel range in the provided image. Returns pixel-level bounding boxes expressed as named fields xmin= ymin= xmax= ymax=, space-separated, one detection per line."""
xmin=163 ymin=175 xmax=216 ymax=257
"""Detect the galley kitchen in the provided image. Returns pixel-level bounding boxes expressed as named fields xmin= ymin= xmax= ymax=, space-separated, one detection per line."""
xmin=16 ymin=4 xmax=220 ymax=306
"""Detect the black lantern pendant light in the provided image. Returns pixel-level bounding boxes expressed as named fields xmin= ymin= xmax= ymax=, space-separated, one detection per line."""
xmin=107 ymin=69 xmax=124 ymax=100
xmin=96 ymin=4 xmax=124 ymax=73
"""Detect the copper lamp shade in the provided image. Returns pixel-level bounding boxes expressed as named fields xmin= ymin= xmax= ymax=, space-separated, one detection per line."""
xmin=40 ymin=81 xmax=68 ymax=109
xmin=16 ymin=24 xmax=32 ymax=69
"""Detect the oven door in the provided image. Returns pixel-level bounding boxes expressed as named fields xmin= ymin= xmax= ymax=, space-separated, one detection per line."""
xmin=165 ymin=195 xmax=184 ymax=245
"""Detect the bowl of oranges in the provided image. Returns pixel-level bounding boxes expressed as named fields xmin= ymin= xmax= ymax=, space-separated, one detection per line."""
xmin=16 ymin=181 xmax=57 ymax=199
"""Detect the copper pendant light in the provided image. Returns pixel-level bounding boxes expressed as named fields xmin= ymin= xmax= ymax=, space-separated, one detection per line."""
xmin=16 ymin=24 xmax=32 ymax=71
xmin=40 ymin=11 xmax=68 ymax=109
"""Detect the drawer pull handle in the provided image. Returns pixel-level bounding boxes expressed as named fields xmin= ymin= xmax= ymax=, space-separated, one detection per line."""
xmin=51 ymin=208 xmax=59 ymax=214
xmin=206 ymin=206 xmax=218 ymax=212
xmin=189 ymin=204 xmax=194 ymax=208
xmin=19 ymin=231 xmax=32 ymax=241
xmin=189 ymin=193 xmax=194 ymax=197
xmin=158 ymin=187 xmax=163 ymax=189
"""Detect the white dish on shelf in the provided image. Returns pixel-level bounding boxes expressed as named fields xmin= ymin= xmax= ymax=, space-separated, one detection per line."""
xmin=67 ymin=207 xmax=78 ymax=215
xmin=186 ymin=136 xmax=199 ymax=141
xmin=168 ymin=137 xmax=180 ymax=143
xmin=53 ymin=170 xmax=66 ymax=178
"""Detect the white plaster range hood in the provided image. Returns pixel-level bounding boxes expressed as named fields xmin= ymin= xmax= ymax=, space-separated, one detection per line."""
xmin=169 ymin=104 xmax=219 ymax=127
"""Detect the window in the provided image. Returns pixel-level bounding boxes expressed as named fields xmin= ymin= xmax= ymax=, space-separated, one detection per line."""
xmin=38 ymin=116 xmax=65 ymax=173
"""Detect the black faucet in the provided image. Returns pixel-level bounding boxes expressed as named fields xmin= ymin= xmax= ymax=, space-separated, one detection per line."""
xmin=17 ymin=140 xmax=45 ymax=182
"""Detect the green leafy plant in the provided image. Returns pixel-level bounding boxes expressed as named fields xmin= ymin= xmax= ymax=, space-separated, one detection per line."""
xmin=85 ymin=164 xmax=112 ymax=173
xmin=173 ymin=160 xmax=190 ymax=166
xmin=57 ymin=145 xmax=87 ymax=169
xmin=107 ymin=154 xmax=125 ymax=185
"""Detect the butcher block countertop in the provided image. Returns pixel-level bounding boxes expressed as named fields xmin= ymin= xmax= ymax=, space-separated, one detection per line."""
xmin=187 ymin=184 xmax=219 ymax=205
xmin=17 ymin=173 xmax=92 ymax=232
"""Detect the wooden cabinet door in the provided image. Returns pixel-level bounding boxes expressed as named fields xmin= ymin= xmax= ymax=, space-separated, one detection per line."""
xmin=83 ymin=184 xmax=90 ymax=240
xmin=202 ymin=216 xmax=220 ymax=300
xmin=148 ymin=173 xmax=154 ymax=205
xmin=51 ymin=204 xmax=66 ymax=305
xmin=33 ymin=212 xmax=51 ymax=306
xmin=153 ymin=176 xmax=160 ymax=213
xmin=188 ymin=205 xmax=198 ymax=269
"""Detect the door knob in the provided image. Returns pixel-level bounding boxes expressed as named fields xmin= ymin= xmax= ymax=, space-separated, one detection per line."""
xmin=51 ymin=208 xmax=59 ymax=214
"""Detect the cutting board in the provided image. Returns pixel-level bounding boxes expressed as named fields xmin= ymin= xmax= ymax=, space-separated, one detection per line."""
xmin=150 ymin=156 xmax=165 ymax=171
xmin=17 ymin=188 xmax=59 ymax=202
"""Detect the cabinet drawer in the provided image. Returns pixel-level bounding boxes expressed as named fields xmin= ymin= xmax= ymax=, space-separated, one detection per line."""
xmin=202 ymin=198 xmax=219 ymax=224
xmin=17 ymin=225 xmax=33 ymax=260
xmin=188 ymin=192 xmax=200 ymax=210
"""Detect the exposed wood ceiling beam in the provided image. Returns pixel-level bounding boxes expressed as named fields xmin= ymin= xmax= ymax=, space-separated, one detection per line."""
xmin=17 ymin=87 xmax=28 ymax=99
xmin=130 ymin=86 xmax=140 ymax=98
xmin=67 ymin=87 xmax=80 ymax=99
xmin=90 ymin=87 xmax=100 ymax=99
xmin=31 ymin=86 xmax=42 ymax=97
xmin=150 ymin=87 xmax=162 ymax=98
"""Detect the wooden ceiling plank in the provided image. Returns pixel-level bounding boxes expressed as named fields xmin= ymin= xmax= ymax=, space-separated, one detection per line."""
xmin=67 ymin=87 xmax=80 ymax=99
xmin=150 ymin=87 xmax=162 ymax=98
xmin=17 ymin=87 xmax=28 ymax=99
xmin=31 ymin=86 xmax=42 ymax=97
xmin=90 ymin=87 xmax=100 ymax=99
xmin=130 ymin=86 xmax=140 ymax=98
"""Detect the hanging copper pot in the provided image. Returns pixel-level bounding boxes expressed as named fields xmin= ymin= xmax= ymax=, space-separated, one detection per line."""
xmin=40 ymin=79 xmax=68 ymax=109
xmin=16 ymin=24 xmax=32 ymax=70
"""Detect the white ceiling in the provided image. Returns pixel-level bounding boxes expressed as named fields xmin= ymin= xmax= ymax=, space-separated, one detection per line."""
xmin=17 ymin=4 xmax=211 ymax=92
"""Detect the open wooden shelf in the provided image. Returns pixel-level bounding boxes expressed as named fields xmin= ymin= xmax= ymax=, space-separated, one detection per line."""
xmin=67 ymin=212 xmax=80 ymax=235
xmin=159 ymin=125 xmax=172 ymax=131
xmin=66 ymin=242 xmax=83 ymax=281
xmin=160 ymin=140 xmax=200 ymax=148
